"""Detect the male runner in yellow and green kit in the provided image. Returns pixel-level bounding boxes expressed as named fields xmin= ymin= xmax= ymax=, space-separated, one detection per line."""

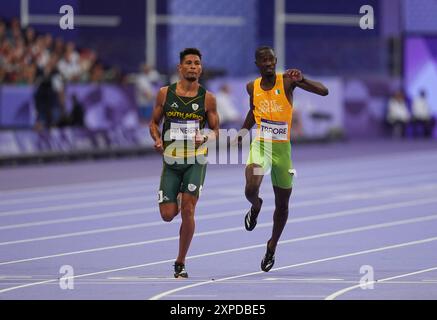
xmin=239 ymin=46 xmax=328 ymax=272
xmin=149 ymin=48 xmax=219 ymax=278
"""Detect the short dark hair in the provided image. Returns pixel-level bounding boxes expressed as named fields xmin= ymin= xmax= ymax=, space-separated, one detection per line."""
xmin=180 ymin=48 xmax=202 ymax=63
xmin=255 ymin=46 xmax=274 ymax=60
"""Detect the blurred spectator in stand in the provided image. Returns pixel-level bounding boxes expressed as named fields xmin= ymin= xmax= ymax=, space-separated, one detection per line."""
xmin=215 ymin=83 xmax=240 ymax=128
xmin=0 ymin=67 xmax=5 ymax=83
xmin=24 ymin=26 xmax=36 ymax=46
xmin=9 ymin=17 xmax=22 ymax=46
xmin=78 ymin=49 xmax=97 ymax=82
xmin=0 ymin=40 xmax=12 ymax=82
xmin=32 ymin=35 xmax=51 ymax=70
xmin=89 ymin=61 xmax=104 ymax=82
xmin=16 ymin=63 xmax=36 ymax=85
xmin=33 ymin=55 xmax=65 ymax=130
xmin=386 ymin=90 xmax=411 ymax=138
xmin=0 ymin=18 xmax=126 ymax=86
xmin=53 ymin=37 xmax=65 ymax=58
xmin=412 ymin=90 xmax=435 ymax=138
xmin=105 ymin=65 xmax=127 ymax=83
xmin=7 ymin=38 xmax=28 ymax=83
xmin=70 ymin=94 xmax=85 ymax=127
xmin=44 ymin=34 xmax=53 ymax=51
xmin=58 ymin=41 xmax=81 ymax=82
xmin=0 ymin=20 xmax=6 ymax=43
xmin=135 ymin=63 xmax=161 ymax=123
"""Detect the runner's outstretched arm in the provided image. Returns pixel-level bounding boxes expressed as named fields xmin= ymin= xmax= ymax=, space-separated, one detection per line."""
xmin=284 ymin=69 xmax=329 ymax=96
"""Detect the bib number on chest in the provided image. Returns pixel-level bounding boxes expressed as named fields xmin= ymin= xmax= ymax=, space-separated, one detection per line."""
xmin=169 ymin=120 xmax=199 ymax=140
xmin=259 ymin=119 xmax=288 ymax=141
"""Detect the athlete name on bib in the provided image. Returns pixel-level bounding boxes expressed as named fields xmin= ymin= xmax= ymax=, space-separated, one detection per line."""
xmin=169 ymin=120 xmax=199 ymax=140
xmin=259 ymin=119 xmax=288 ymax=141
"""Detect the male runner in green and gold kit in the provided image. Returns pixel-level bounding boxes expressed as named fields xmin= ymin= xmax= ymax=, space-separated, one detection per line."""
xmin=239 ymin=46 xmax=328 ymax=272
xmin=149 ymin=48 xmax=219 ymax=278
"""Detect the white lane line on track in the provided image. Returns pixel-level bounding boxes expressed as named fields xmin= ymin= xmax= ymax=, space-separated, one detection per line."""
xmin=0 ymin=186 xmax=149 ymax=206
xmin=1 ymin=150 xmax=436 ymax=197
xmin=168 ymin=295 xmax=218 ymax=297
xmin=216 ymin=170 xmax=437 ymax=196
xmin=2 ymin=150 xmax=437 ymax=207
xmin=1 ymin=195 xmax=437 ymax=247
xmin=0 ymin=211 xmax=436 ymax=287
xmin=325 ymin=266 xmax=437 ymax=300
xmin=0 ymin=208 xmax=148 ymax=230
xmin=2 ymin=180 xmax=436 ymax=234
xmin=1 ymin=278 xmax=436 ymax=286
xmin=0 ymin=171 xmax=240 ymax=205
xmin=0 ymin=161 xmax=432 ymax=209
xmin=1 ymin=180 xmax=437 ymax=232
xmin=149 ymin=236 xmax=437 ymax=300
xmin=0 ymin=176 xmax=154 ymax=197
xmin=0 ymin=175 xmax=437 ymax=230
xmin=275 ymin=295 xmax=326 ymax=298
xmin=293 ymin=150 xmax=437 ymax=174
xmin=2 ymin=159 xmax=437 ymax=206
xmin=0 ymin=196 xmax=147 ymax=218
xmin=264 ymin=277 xmax=344 ymax=281
xmin=1 ymin=171 xmax=437 ymax=221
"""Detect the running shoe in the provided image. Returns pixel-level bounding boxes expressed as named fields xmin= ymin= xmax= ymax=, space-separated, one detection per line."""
xmin=244 ymin=198 xmax=263 ymax=231
xmin=261 ymin=241 xmax=275 ymax=272
xmin=174 ymin=262 xmax=188 ymax=278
